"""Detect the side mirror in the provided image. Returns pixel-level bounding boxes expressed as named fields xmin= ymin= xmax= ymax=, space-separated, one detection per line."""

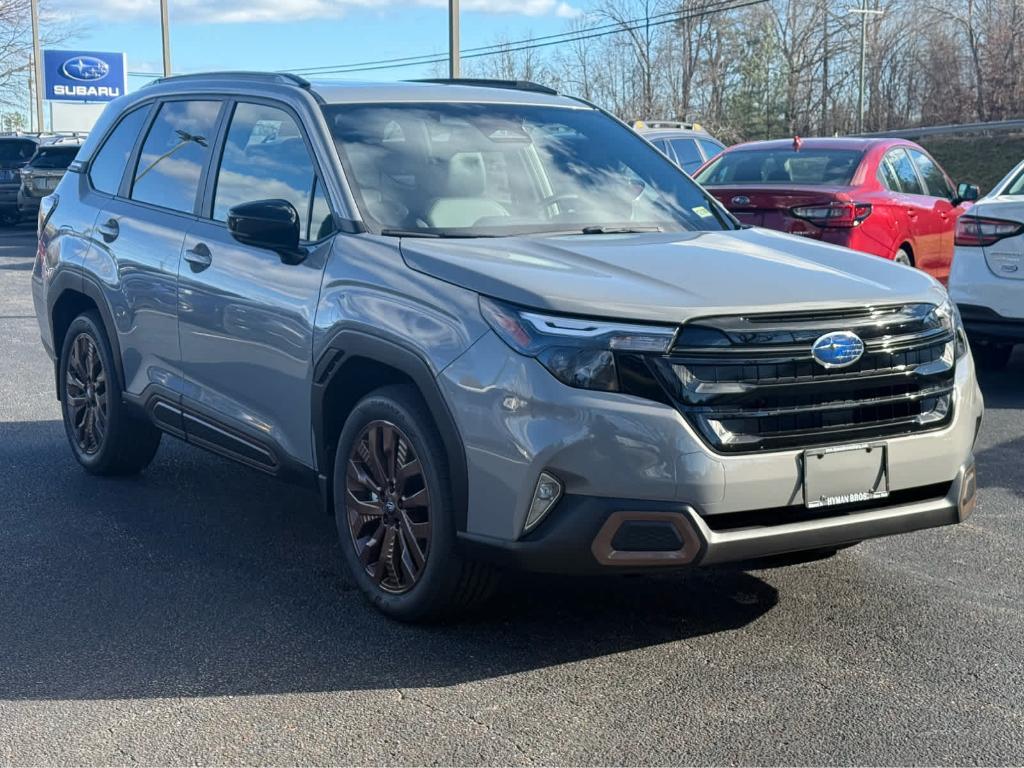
xmin=955 ymin=182 xmax=980 ymax=205
xmin=227 ymin=199 xmax=306 ymax=264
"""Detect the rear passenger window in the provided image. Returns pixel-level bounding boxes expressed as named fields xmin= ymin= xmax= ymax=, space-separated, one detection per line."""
xmin=886 ymin=149 xmax=924 ymax=195
xmin=89 ymin=106 xmax=150 ymax=195
xmin=878 ymin=156 xmax=902 ymax=192
xmin=697 ymin=139 xmax=724 ymax=162
xmin=213 ymin=102 xmax=322 ymax=240
xmin=909 ymin=149 xmax=954 ymax=199
xmin=131 ymin=100 xmax=220 ymax=213
xmin=669 ymin=139 xmax=703 ymax=173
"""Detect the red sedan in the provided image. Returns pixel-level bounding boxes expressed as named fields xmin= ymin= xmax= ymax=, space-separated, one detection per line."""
xmin=693 ymin=137 xmax=979 ymax=283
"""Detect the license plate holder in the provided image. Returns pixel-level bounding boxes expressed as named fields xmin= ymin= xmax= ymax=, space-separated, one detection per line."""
xmin=803 ymin=443 xmax=889 ymax=509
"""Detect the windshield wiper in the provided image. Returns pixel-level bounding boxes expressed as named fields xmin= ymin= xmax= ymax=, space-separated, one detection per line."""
xmin=579 ymin=225 xmax=664 ymax=235
xmin=380 ymin=228 xmax=442 ymax=238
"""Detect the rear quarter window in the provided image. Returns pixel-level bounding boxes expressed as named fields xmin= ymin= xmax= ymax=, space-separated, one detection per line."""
xmin=89 ymin=106 xmax=151 ymax=195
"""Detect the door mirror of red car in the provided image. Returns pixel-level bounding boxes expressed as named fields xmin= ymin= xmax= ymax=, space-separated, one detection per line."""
xmin=955 ymin=182 xmax=980 ymax=205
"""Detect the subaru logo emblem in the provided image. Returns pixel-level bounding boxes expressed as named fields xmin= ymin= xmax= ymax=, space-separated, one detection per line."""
xmin=731 ymin=195 xmax=751 ymax=206
xmin=61 ymin=56 xmax=109 ymax=82
xmin=811 ymin=331 xmax=865 ymax=369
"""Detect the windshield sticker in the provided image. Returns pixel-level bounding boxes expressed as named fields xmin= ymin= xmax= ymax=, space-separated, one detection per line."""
xmin=692 ymin=206 xmax=713 ymax=218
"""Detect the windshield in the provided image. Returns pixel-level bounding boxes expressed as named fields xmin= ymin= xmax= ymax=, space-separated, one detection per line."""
xmin=322 ymin=102 xmax=733 ymax=236
xmin=29 ymin=146 xmax=79 ymax=170
xmin=0 ymin=140 xmax=36 ymax=166
xmin=695 ymin=148 xmax=864 ymax=187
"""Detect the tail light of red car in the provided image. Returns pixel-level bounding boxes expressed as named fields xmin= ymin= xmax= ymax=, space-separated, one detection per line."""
xmin=790 ymin=202 xmax=872 ymax=228
xmin=955 ymin=215 xmax=1024 ymax=247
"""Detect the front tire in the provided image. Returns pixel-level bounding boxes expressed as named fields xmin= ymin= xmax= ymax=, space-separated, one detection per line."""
xmin=59 ymin=311 xmax=161 ymax=475
xmin=333 ymin=384 xmax=496 ymax=621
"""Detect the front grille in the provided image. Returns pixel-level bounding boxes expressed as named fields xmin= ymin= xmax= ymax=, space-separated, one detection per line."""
xmin=649 ymin=303 xmax=956 ymax=453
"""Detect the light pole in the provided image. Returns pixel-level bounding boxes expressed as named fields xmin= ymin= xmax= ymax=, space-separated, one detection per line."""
xmin=849 ymin=0 xmax=883 ymax=133
xmin=160 ymin=0 xmax=172 ymax=76
xmin=30 ymin=0 xmax=44 ymax=132
xmin=448 ymin=0 xmax=460 ymax=79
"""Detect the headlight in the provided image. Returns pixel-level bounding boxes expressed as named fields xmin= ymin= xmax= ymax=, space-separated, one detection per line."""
xmin=933 ymin=297 xmax=968 ymax=359
xmin=480 ymin=296 xmax=677 ymax=392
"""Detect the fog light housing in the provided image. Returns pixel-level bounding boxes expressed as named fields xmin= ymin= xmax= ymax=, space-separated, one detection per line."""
xmin=958 ymin=464 xmax=978 ymax=521
xmin=524 ymin=471 xmax=563 ymax=534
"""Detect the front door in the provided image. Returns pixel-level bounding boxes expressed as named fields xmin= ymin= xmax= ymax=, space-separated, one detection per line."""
xmin=177 ymin=100 xmax=336 ymax=470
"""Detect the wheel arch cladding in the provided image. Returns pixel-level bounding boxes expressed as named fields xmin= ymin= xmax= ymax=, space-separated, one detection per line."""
xmin=312 ymin=330 xmax=469 ymax=531
xmin=49 ymin=278 xmax=126 ymax=400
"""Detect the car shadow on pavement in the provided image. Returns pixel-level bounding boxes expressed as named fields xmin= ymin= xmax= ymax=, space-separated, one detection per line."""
xmin=0 ymin=420 xmax=777 ymax=702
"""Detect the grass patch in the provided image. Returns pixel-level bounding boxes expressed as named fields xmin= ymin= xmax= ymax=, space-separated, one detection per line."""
xmin=919 ymin=134 xmax=1024 ymax=195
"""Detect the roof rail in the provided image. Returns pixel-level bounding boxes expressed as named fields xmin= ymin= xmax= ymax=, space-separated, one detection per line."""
xmin=633 ymin=120 xmax=704 ymax=132
xmin=144 ymin=71 xmax=311 ymax=89
xmin=409 ymin=78 xmax=558 ymax=96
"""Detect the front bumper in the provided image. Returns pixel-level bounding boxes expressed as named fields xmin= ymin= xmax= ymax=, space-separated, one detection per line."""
xmin=459 ymin=462 xmax=977 ymax=573
xmin=0 ymin=184 xmax=18 ymax=213
xmin=17 ymin=189 xmax=41 ymax=215
xmin=442 ymin=331 xmax=984 ymax=570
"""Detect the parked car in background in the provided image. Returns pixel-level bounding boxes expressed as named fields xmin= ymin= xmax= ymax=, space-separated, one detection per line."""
xmin=694 ymin=137 xmax=979 ymax=284
xmin=0 ymin=134 xmax=40 ymax=225
xmin=633 ymin=120 xmax=724 ymax=174
xmin=18 ymin=139 xmax=84 ymax=219
xmin=950 ymin=158 xmax=1024 ymax=369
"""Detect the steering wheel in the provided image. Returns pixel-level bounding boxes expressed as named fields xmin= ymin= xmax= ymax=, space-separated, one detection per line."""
xmin=539 ymin=194 xmax=582 ymax=210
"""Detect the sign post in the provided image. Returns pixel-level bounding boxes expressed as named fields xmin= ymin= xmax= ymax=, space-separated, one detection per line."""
xmin=30 ymin=0 xmax=45 ymax=131
xmin=42 ymin=50 xmax=128 ymax=103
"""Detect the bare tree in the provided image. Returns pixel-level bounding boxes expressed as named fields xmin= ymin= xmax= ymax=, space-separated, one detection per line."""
xmin=0 ymin=0 xmax=74 ymax=115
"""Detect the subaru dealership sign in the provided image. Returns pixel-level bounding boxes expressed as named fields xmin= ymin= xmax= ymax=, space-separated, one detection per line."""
xmin=42 ymin=50 xmax=127 ymax=102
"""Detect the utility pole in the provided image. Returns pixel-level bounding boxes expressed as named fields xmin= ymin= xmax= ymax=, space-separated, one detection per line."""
xmin=849 ymin=0 xmax=883 ymax=133
xmin=448 ymin=0 xmax=460 ymax=79
xmin=160 ymin=0 xmax=172 ymax=76
xmin=30 ymin=0 xmax=44 ymax=132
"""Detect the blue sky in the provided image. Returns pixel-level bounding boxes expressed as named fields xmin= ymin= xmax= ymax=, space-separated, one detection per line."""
xmin=48 ymin=0 xmax=596 ymax=91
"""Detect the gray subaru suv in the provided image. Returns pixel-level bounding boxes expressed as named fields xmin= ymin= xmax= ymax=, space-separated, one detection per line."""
xmin=33 ymin=73 xmax=983 ymax=620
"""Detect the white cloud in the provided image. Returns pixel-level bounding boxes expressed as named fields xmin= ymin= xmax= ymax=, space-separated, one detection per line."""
xmin=59 ymin=0 xmax=581 ymax=24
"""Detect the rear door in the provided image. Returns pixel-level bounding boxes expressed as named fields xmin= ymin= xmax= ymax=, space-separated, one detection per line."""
xmin=91 ymin=99 xmax=223 ymax=399
xmin=177 ymin=99 xmax=336 ymax=470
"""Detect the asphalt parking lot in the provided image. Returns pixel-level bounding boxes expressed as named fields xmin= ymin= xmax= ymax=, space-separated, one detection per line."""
xmin=0 ymin=223 xmax=1022 ymax=766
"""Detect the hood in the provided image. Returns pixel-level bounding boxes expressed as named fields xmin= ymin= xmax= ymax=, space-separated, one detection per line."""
xmin=400 ymin=227 xmax=947 ymax=323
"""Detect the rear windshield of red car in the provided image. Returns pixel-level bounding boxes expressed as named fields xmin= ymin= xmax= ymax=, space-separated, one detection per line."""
xmin=695 ymin=148 xmax=864 ymax=187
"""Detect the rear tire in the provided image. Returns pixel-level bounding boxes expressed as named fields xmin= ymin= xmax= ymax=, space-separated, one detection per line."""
xmin=58 ymin=311 xmax=161 ymax=475
xmin=973 ymin=343 xmax=1013 ymax=370
xmin=333 ymin=384 xmax=497 ymax=621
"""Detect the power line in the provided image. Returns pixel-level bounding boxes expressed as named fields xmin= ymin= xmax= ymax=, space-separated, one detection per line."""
xmin=284 ymin=7 xmax=695 ymax=75
xmin=292 ymin=0 xmax=767 ymax=75
xmin=127 ymin=0 xmax=766 ymax=78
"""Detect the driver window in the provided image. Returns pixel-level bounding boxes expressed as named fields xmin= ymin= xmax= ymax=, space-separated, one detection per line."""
xmin=212 ymin=102 xmax=320 ymax=239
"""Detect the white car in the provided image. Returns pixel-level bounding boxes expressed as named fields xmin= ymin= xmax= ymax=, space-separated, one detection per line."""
xmin=950 ymin=160 xmax=1024 ymax=369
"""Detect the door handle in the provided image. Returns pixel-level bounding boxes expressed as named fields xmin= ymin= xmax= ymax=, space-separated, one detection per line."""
xmin=98 ymin=218 xmax=119 ymax=243
xmin=184 ymin=242 xmax=212 ymax=272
